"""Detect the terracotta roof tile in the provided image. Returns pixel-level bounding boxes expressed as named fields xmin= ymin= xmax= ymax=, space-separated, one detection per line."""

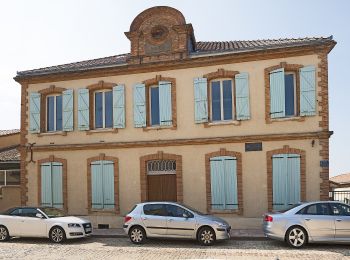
xmin=0 ymin=146 xmax=20 ymax=162
xmin=330 ymin=173 xmax=350 ymax=184
xmin=0 ymin=129 xmax=20 ymax=136
xmin=16 ymin=36 xmax=334 ymax=78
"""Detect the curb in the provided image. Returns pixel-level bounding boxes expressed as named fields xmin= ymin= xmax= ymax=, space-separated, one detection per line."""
xmin=92 ymin=234 xmax=268 ymax=240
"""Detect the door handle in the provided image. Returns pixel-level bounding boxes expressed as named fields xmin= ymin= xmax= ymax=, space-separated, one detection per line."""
xmin=336 ymin=219 xmax=342 ymax=222
xmin=141 ymin=217 xmax=148 ymax=220
xmin=168 ymin=218 xmax=174 ymax=222
xmin=304 ymin=218 xmax=311 ymax=221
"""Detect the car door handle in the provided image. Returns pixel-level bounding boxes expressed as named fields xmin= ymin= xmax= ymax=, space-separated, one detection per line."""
xmin=141 ymin=217 xmax=148 ymax=221
xmin=168 ymin=218 xmax=174 ymax=222
xmin=304 ymin=218 xmax=311 ymax=221
xmin=336 ymin=219 xmax=342 ymax=222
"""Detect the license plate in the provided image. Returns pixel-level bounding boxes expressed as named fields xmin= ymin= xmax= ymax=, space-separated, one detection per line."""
xmin=85 ymin=228 xmax=92 ymax=232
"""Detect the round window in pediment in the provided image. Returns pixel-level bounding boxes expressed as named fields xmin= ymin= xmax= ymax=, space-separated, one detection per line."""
xmin=150 ymin=25 xmax=169 ymax=42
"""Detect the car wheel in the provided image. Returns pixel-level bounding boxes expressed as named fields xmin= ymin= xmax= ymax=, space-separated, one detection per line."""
xmin=129 ymin=226 xmax=146 ymax=244
xmin=198 ymin=227 xmax=216 ymax=246
xmin=0 ymin=226 xmax=10 ymax=242
xmin=286 ymin=226 xmax=307 ymax=248
xmin=49 ymin=226 xmax=66 ymax=243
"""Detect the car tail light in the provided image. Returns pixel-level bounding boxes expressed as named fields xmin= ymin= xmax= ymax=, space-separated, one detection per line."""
xmin=264 ymin=215 xmax=273 ymax=222
xmin=124 ymin=216 xmax=132 ymax=223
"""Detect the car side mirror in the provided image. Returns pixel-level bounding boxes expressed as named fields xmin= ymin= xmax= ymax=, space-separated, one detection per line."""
xmin=36 ymin=213 xmax=44 ymax=219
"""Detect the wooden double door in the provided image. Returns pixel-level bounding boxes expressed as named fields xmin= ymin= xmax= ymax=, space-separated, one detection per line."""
xmin=147 ymin=174 xmax=177 ymax=201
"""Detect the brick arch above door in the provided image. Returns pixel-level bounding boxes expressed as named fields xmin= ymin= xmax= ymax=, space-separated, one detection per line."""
xmin=140 ymin=151 xmax=183 ymax=203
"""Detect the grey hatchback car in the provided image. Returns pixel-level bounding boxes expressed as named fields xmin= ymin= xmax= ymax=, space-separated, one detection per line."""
xmin=123 ymin=202 xmax=231 ymax=245
xmin=263 ymin=201 xmax=350 ymax=248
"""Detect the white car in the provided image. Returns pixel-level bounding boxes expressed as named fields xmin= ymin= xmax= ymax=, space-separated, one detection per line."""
xmin=0 ymin=207 xmax=92 ymax=243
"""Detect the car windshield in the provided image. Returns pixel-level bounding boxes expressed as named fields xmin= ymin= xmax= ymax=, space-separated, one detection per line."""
xmin=40 ymin=208 xmax=66 ymax=218
xmin=180 ymin=204 xmax=207 ymax=215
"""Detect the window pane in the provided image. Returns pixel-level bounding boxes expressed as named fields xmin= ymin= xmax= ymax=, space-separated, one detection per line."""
xmin=143 ymin=204 xmax=166 ymax=216
xmin=0 ymin=171 xmax=5 ymax=185
xmin=285 ymin=74 xmax=295 ymax=116
xmin=223 ymin=80 xmax=233 ymax=120
xmin=165 ymin=204 xmax=191 ymax=218
xmin=95 ymin=92 xmax=103 ymax=128
xmin=21 ymin=208 xmax=39 ymax=218
xmin=150 ymin=87 xmax=160 ymax=126
xmin=56 ymin=95 xmax=62 ymax=131
xmin=105 ymin=91 xmax=113 ymax=128
xmin=211 ymin=81 xmax=221 ymax=121
xmin=47 ymin=96 xmax=55 ymax=131
xmin=331 ymin=203 xmax=350 ymax=216
xmin=6 ymin=170 xmax=20 ymax=185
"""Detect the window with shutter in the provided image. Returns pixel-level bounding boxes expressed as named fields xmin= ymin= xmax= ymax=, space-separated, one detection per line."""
xmin=29 ymin=92 xmax=41 ymax=133
xmin=91 ymin=160 xmax=115 ymax=209
xmin=40 ymin=162 xmax=63 ymax=209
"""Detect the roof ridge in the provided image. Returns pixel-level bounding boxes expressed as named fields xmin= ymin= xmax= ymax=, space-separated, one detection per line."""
xmin=330 ymin=172 xmax=350 ymax=179
xmin=196 ymin=36 xmax=333 ymax=43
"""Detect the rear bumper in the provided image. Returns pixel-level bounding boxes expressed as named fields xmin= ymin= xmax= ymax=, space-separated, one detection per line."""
xmin=263 ymin=224 xmax=284 ymax=241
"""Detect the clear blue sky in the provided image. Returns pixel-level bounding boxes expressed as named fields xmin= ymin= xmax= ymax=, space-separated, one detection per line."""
xmin=0 ymin=0 xmax=349 ymax=176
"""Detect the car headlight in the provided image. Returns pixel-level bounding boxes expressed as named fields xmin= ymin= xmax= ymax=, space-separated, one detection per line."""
xmin=214 ymin=222 xmax=227 ymax=228
xmin=68 ymin=223 xmax=81 ymax=228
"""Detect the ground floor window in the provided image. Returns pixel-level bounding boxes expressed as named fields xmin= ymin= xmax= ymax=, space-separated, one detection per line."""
xmin=91 ymin=160 xmax=115 ymax=209
xmin=272 ymin=154 xmax=301 ymax=210
xmin=210 ymin=156 xmax=238 ymax=210
xmin=0 ymin=169 xmax=20 ymax=186
xmin=40 ymin=162 xmax=63 ymax=208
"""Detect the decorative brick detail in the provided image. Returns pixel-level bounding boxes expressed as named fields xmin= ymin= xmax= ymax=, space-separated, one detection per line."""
xmin=142 ymin=75 xmax=177 ymax=130
xmin=205 ymin=148 xmax=243 ymax=215
xmin=86 ymin=155 xmax=120 ymax=215
xmin=86 ymin=80 xmax=117 ymax=130
xmin=20 ymin=82 xmax=29 ymax=205
xmin=125 ymin=6 xmax=195 ymax=64
xmin=139 ymin=152 xmax=183 ymax=203
xmin=317 ymin=52 xmax=330 ymax=200
xmin=37 ymin=85 xmax=67 ymax=133
xmin=264 ymin=62 xmax=305 ymax=124
xmin=266 ymin=145 xmax=306 ymax=212
xmin=37 ymin=156 xmax=68 ymax=213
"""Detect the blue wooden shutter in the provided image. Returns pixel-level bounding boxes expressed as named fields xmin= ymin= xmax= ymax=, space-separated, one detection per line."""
xmin=29 ymin=92 xmax=41 ymax=133
xmin=78 ymin=88 xmax=89 ymax=130
xmin=286 ymin=154 xmax=301 ymax=206
xmin=210 ymin=158 xmax=224 ymax=210
xmin=102 ymin=161 xmax=115 ymax=209
xmin=62 ymin=89 xmax=74 ymax=131
xmin=41 ymin=163 xmax=52 ymax=207
xmin=133 ymin=83 xmax=146 ymax=127
xmin=113 ymin=85 xmax=125 ymax=128
xmin=194 ymin=78 xmax=208 ymax=123
xmin=159 ymin=81 xmax=172 ymax=126
xmin=223 ymin=157 xmax=238 ymax=209
xmin=270 ymin=68 xmax=285 ymax=118
xmin=272 ymin=154 xmax=287 ymax=210
xmin=91 ymin=161 xmax=103 ymax=209
xmin=52 ymin=162 xmax=63 ymax=208
xmin=235 ymin=73 xmax=250 ymax=120
xmin=300 ymin=66 xmax=316 ymax=116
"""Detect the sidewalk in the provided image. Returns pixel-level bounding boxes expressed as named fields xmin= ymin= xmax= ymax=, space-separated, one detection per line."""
xmin=92 ymin=228 xmax=265 ymax=240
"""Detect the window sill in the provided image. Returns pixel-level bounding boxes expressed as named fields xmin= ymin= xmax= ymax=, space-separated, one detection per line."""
xmin=37 ymin=131 xmax=67 ymax=137
xmin=209 ymin=209 xmax=241 ymax=215
xmin=204 ymin=120 xmax=241 ymax=128
xmin=86 ymin=128 xmax=118 ymax=135
xmin=88 ymin=209 xmax=119 ymax=215
xmin=268 ymin=116 xmax=306 ymax=123
xmin=142 ymin=125 xmax=176 ymax=132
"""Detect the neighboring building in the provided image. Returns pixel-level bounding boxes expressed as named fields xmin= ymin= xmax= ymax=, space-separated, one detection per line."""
xmin=0 ymin=129 xmax=21 ymax=211
xmin=14 ymin=6 xmax=336 ymax=228
xmin=330 ymin=173 xmax=350 ymax=204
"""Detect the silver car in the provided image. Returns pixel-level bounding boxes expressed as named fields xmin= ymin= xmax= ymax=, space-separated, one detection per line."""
xmin=263 ymin=201 xmax=350 ymax=248
xmin=123 ymin=202 xmax=231 ymax=245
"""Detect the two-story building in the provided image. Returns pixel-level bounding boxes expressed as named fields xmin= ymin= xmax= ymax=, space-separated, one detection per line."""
xmin=14 ymin=6 xmax=336 ymax=228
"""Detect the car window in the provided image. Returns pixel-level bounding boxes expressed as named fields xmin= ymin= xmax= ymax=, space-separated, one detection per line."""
xmin=9 ymin=208 xmax=21 ymax=216
xmin=165 ymin=204 xmax=193 ymax=218
xmin=297 ymin=203 xmax=331 ymax=215
xmin=20 ymin=208 xmax=39 ymax=218
xmin=143 ymin=204 xmax=167 ymax=216
xmin=330 ymin=203 xmax=350 ymax=216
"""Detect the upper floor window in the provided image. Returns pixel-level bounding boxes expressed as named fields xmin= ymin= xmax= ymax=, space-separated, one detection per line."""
xmin=194 ymin=72 xmax=250 ymax=124
xmin=94 ymin=90 xmax=113 ymax=129
xmin=149 ymin=85 xmax=160 ymax=126
xmin=210 ymin=79 xmax=233 ymax=121
xmin=268 ymin=65 xmax=316 ymax=120
xmin=47 ymin=95 xmax=63 ymax=132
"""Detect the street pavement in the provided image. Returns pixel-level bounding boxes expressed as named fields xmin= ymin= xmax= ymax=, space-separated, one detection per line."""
xmin=0 ymin=237 xmax=349 ymax=259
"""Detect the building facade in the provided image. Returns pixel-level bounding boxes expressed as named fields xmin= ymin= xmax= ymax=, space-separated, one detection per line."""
xmin=15 ymin=6 xmax=336 ymax=228
xmin=0 ymin=130 xmax=21 ymax=211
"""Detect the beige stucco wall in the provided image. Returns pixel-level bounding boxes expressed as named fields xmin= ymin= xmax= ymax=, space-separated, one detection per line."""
xmin=25 ymin=54 xmax=321 ymax=146
xmin=25 ymin=139 xmax=322 ymax=218
xmin=0 ymin=186 xmax=21 ymax=212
